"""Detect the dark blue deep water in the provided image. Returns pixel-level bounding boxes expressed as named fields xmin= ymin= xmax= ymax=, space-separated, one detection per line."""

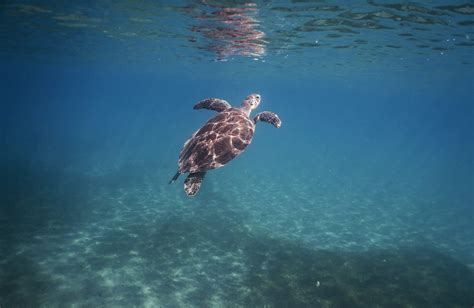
xmin=1 ymin=1 xmax=473 ymax=307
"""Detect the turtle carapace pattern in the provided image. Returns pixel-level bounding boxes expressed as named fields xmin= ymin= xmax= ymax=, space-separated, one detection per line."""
xmin=169 ymin=93 xmax=281 ymax=197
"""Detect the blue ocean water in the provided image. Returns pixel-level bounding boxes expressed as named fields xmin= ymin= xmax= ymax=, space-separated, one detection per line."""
xmin=1 ymin=1 xmax=473 ymax=307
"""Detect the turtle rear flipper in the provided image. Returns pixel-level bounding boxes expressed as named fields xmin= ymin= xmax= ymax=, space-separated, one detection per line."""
xmin=169 ymin=171 xmax=181 ymax=184
xmin=184 ymin=172 xmax=206 ymax=196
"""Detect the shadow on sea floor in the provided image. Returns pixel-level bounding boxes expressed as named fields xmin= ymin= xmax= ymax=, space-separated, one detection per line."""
xmin=1 ymin=163 xmax=473 ymax=307
xmin=143 ymin=205 xmax=474 ymax=307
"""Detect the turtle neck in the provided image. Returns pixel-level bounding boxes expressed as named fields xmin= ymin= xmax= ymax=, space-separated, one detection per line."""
xmin=241 ymin=104 xmax=252 ymax=116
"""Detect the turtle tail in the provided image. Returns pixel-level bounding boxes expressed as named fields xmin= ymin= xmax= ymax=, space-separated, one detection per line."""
xmin=184 ymin=172 xmax=206 ymax=197
xmin=169 ymin=171 xmax=181 ymax=184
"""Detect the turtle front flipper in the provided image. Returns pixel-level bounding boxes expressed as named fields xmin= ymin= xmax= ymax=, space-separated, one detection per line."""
xmin=184 ymin=172 xmax=206 ymax=197
xmin=254 ymin=111 xmax=282 ymax=128
xmin=193 ymin=98 xmax=231 ymax=112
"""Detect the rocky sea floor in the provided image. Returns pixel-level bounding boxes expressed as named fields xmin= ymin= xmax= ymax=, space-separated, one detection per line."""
xmin=1 ymin=161 xmax=473 ymax=307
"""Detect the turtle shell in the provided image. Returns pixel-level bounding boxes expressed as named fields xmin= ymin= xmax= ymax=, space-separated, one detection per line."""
xmin=178 ymin=108 xmax=255 ymax=173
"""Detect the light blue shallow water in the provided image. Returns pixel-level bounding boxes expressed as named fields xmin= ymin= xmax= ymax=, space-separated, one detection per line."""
xmin=1 ymin=1 xmax=473 ymax=307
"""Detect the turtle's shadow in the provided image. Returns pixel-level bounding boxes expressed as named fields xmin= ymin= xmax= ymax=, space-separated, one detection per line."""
xmin=152 ymin=179 xmax=474 ymax=307
xmin=146 ymin=204 xmax=474 ymax=307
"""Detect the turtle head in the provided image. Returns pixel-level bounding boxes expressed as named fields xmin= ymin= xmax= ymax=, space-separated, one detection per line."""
xmin=242 ymin=93 xmax=261 ymax=111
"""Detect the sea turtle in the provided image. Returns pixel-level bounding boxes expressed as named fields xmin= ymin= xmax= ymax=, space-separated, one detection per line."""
xmin=169 ymin=93 xmax=281 ymax=197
